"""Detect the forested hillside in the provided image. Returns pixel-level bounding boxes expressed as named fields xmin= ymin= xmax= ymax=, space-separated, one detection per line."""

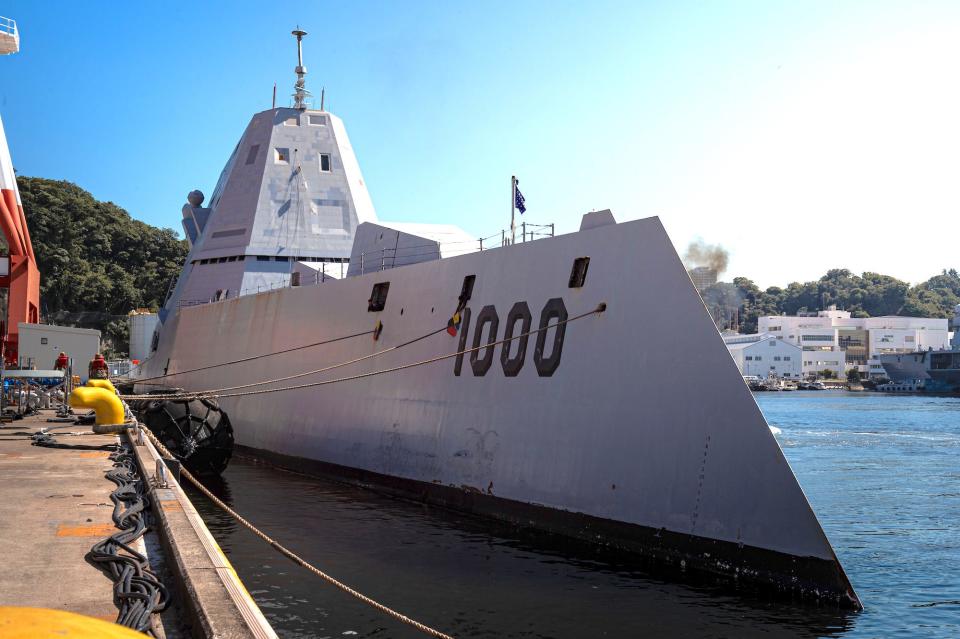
xmin=701 ymin=268 xmax=960 ymax=334
xmin=17 ymin=176 xmax=188 ymax=354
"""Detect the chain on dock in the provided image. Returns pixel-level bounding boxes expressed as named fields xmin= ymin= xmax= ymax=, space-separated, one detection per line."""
xmin=141 ymin=426 xmax=456 ymax=639
xmin=123 ymin=303 xmax=607 ymax=401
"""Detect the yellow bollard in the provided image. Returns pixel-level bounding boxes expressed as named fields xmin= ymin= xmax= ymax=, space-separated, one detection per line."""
xmin=69 ymin=386 xmax=125 ymax=430
xmin=86 ymin=378 xmax=118 ymax=394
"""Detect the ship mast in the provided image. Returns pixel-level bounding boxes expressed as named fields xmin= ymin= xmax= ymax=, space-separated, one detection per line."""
xmin=292 ymin=27 xmax=310 ymax=110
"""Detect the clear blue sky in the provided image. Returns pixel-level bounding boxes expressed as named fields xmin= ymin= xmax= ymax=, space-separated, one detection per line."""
xmin=3 ymin=1 xmax=959 ymax=287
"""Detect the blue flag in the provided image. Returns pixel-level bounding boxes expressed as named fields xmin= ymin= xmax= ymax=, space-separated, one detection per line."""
xmin=515 ymin=184 xmax=526 ymax=214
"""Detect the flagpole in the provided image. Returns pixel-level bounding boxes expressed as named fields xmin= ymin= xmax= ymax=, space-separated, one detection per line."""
xmin=510 ymin=175 xmax=516 ymax=245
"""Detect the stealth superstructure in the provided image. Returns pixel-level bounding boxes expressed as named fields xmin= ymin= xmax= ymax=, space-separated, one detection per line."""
xmin=137 ymin=29 xmax=860 ymax=608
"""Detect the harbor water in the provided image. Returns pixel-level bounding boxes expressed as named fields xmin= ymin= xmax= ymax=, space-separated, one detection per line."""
xmin=189 ymin=392 xmax=960 ymax=638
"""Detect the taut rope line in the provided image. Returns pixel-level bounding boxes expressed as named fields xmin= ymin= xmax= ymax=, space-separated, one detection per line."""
xmin=141 ymin=428 xmax=455 ymax=639
xmin=129 ymin=324 xmax=450 ymax=399
xmin=127 ymin=327 xmax=377 ymax=385
xmin=123 ymin=303 xmax=606 ymax=401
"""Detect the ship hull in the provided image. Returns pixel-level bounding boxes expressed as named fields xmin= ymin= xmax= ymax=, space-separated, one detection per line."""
xmin=879 ymin=352 xmax=932 ymax=383
xmin=880 ymin=350 xmax=960 ymax=392
xmin=138 ymin=216 xmax=858 ymax=606
xmin=237 ymin=441 xmax=854 ymax=603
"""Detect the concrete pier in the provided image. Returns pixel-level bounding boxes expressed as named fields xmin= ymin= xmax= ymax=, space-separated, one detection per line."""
xmin=0 ymin=410 xmax=276 ymax=638
xmin=0 ymin=414 xmax=118 ymax=621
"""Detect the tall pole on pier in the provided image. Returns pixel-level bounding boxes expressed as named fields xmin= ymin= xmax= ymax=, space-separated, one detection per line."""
xmin=510 ymin=175 xmax=516 ymax=245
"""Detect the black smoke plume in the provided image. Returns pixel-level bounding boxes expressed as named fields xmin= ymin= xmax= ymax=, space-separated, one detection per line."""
xmin=684 ymin=240 xmax=729 ymax=276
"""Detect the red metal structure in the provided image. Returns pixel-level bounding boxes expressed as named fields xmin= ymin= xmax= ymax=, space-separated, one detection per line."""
xmin=0 ymin=113 xmax=40 ymax=366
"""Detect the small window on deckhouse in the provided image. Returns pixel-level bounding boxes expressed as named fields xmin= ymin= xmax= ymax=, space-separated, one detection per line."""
xmin=569 ymin=257 xmax=590 ymax=288
xmin=368 ymin=282 xmax=390 ymax=312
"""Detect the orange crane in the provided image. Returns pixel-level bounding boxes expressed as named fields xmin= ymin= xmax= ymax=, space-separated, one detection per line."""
xmin=0 ymin=17 xmax=40 ymax=366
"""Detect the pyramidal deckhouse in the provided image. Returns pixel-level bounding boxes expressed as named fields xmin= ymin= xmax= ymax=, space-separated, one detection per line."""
xmin=135 ymin=28 xmax=860 ymax=608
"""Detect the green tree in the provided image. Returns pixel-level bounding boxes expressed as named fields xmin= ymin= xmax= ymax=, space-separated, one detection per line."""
xmin=707 ymin=268 xmax=957 ymax=334
xmin=905 ymin=269 xmax=960 ymax=319
xmin=16 ymin=176 xmax=188 ymax=355
xmin=18 ymin=177 xmax=187 ymax=317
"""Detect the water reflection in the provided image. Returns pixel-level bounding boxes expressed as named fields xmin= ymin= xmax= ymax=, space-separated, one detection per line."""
xmin=186 ymin=393 xmax=960 ymax=637
xmin=189 ymin=456 xmax=857 ymax=638
xmin=190 ymin=473 xmax=238 ymax=538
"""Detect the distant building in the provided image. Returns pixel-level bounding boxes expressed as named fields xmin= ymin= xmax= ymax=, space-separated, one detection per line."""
xmin=689 ymin=266 xmax=717 ymax=291
xmin=755 ymin=306 xmax=948 ymax=377
xmin=724 ymin=333 xmax=802 ymax=378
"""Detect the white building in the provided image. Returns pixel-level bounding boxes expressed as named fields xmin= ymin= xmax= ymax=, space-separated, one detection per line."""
xmin=724 ymin=333 xmax=802 ymax=379
xmin=18 ymin=323 xmax=100 ymax=381
xmin=756 ymin=306 xmax=949 ymax=377
xmin=952 ymin=303 xmax=960 ymax=349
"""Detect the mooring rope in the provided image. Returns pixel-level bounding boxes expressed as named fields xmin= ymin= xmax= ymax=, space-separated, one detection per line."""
xmin=123 ymin=303 xmax=607 ymax=401
xmin=127 ymin=324 xmax=451 ymax=400
xmin=121 ymin=327 xmax=378 ymax=386
xmin=140 ymin=427 xmax=455 ymax=639
xmin=89 ymin=443 xmax=169 ymax=634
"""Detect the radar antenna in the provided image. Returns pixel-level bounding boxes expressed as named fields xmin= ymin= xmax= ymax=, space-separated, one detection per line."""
xmin=291 ymin=27 xmax=311 ymax=110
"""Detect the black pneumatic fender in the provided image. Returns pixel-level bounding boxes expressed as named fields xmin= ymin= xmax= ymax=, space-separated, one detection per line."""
xmin=128 ymin=396 xmax=234 ymax=476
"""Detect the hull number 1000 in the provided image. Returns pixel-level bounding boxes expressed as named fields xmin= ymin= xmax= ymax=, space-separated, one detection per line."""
xmin=453 ymin=298 xmax=567 ymax=377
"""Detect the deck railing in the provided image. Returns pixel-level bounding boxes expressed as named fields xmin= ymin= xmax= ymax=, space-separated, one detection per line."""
xmin=0 ymin=17 xmax=16 ymax=36
xmin=354 ymin=222 xmax=555 ymax=275
xmin=0 ymin=16 xmax=19 ymax=55
xmin=173 ymin=221 xmax=556 ymax=309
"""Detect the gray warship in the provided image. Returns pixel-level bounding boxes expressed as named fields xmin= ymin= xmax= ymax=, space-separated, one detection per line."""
xmin=133 ymin=29 xmax=860 ymax=608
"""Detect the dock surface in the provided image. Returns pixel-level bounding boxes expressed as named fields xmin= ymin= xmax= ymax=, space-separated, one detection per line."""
xmin=0 ymin=413 xmax=118 ymax=621
xmin=0 ymin=410 xmax=276 ymax=638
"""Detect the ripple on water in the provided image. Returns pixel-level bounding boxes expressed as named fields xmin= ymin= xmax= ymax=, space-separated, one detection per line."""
xmin=185 ymin=391 xmax=959 ymax=638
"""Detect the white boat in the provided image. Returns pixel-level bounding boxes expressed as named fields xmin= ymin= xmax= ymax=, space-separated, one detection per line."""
xmin=133 ymin=29 xmax=859 ymax=607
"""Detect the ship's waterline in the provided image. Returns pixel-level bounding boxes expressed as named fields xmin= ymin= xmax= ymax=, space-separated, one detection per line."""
xmin=134 ymin=31 xmax=857 ymax=605
xmin=139 ymin=214 xmax=858 ymax=605
xmin=188 ymin=392 xmax=960 ymax=638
